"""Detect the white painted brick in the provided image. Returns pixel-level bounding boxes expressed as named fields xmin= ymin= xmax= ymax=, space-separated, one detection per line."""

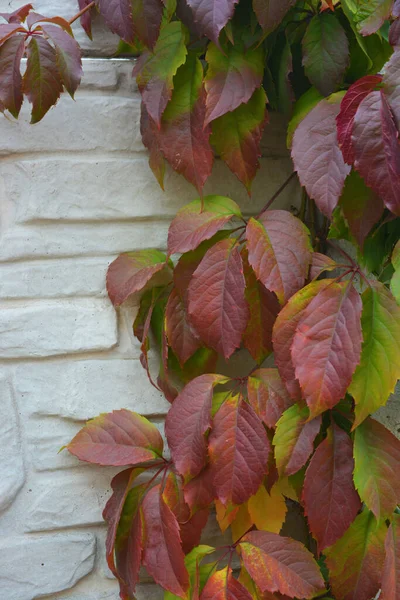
xmin=15 ymin=359 xmax=169 ymax=420
xmin=0 ymin=299 xmax=117 ymax=357
xmin=0 ymin=534 xmax=96 ymax=600
xmin=80 ymin=59 xmax=137 ymax=93
xmin=62 ymin=585 xmax=163 ymax=600
xmin=0 ymin=222 xmax=169 ymax=261
xmin=0 ymin=375 xmax=25 ymax=512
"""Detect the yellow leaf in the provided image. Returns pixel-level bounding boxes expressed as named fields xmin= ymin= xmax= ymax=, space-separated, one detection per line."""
xmin=215 ymin=499 xmax=238 ymax=533
xmin=248 ymin=482 xmax=287 ymax=533
xmin=231 ymin=503 xmax=253 ymax=542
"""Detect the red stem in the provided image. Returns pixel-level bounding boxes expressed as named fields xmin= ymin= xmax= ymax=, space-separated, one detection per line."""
xmin=69 ymin=1 xmax=96 ymax=25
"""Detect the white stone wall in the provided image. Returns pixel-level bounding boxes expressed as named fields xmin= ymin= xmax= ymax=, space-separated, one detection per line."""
xmin=0 ymin=57 xmax=301 ymax=600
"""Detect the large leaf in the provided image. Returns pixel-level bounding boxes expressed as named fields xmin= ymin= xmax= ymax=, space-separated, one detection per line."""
xmin=381 ymin=514 xmax=400 ymax=600
xmin=131 ymin=0 xmax=163 ymax=49
xmin=273 ymin=404 xmax=321 ymax=477
xmin=303 ymin=423 xmax=361 ymax=552
xmin=204 ymin=40 xmax=264 ymax=125
xmin=349 ymin=281 xmax=400 ymax=427
xmin=23 ymin=36 xmax=63 ymax=124
xmin=336 ymin=75 xmax=382 ymax=165
xmin=159 ymin=52 xmax=214 ymax=193
xmin=165 ymin=374 xmax=228 ymax=480
xmin=292 ymin=98 xmax=351 ymax=218
xmin=325 ymin=509 xmax=387 ymax=600
xmin=246 ymin=211 xmax=312 ymax=304
xmin=185 ymin=0 xmax=238 ymax=46
xmin=67 ymin=409 xmax=164 ymax=466
xmin=142 ymin=485 xmax=189 ymax=598
xmin=184 ymin=466 xmax=216 ymax=513
xmin=168 ymin=195 xmax=241 ymax=256
xmin=302 ymin=13 xmax=349 ymax=96
xmin=133 ymin=21 xmax=188 ymax=127
xmin=272 ymin=279 xmax=331 ymax=399
xmin=201 ymin=567 xmax=253 ymax=600
xmin=106 ymin=249 xmax=169 ymax=306
xmin=252 ymin=0 xmax=296 ymax=33
xmin=209 ymin=395 xmax=270 ymax=505
xmin=165 ymin=545 xmax=216 ymax=600
xmin=342 ymin=0 xmax=394 ymax=35
xmin=0 ymin=4 xmax=33 ymax=23
xmin=41 ymin=25 xmax=82 ymax=98
xmin=0 ymin=35 xmax=25 ymax=118
xmin=98 ymin=0 xmax=134 ymax=42
xmin=383 ymin=49 xmax=400 ymax=127
xmin=239 ymin=531 xmax=326 ymax=598
xmin=354 ymin=417 xmax=400 ymax=521
xmin=291 ymin=280 xmax=362 ymax=418
xmin=165 ymin=288 xmax=201 ymax=366
xmin=187 ymin=238 xmax=249 ymax=359
xmin=247 ymin=368 xmax=293 ymax=429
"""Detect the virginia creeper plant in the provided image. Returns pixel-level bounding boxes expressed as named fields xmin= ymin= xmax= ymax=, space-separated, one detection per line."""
xmin=3 ymin=0 xmax=400 ymax=598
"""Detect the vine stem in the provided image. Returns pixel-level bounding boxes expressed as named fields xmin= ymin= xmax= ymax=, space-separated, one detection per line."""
xmin=255 ymin=172 xmax=297 ymax=220
xmin=69 ymin=1 xmax=96 ymax=25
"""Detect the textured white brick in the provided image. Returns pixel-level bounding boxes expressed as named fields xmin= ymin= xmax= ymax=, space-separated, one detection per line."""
xmin=3 ymin=156 xmax=298 ymax=224
xmin=0 ymin=299 xmax=117 ymax=357
xmin=15 ymin=359 xmax=169 ymax=419
xmin=0 ymin=258 xmax=109 ymax=299
xmin=0 ymin=534 xmax=96 ymax=600
xmin=0 ymin=222 xmax=169 ymax=261
xmin=80 ymin=59 xmax=136 ymax=92
xmin=63 ymin=585 xmax=163 ymax=600
xmin=0 ymin=376 xmax=25 ymax=512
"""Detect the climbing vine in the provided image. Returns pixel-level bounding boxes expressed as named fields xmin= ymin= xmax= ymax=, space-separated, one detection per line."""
xmin=3 ymin=0 xmax=400 ymax=598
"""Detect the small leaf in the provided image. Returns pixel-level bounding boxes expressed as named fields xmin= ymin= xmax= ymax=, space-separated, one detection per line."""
xmin=381 ymin=514 xmax=400 ymax=600
xmin=204 ymin=39 xmax=264 ymax=125
xmin=209 ymin=395 xmax=270 ymax=505
xmin=302 ymin=13 xmax=349 ymax=96
xmin=106 ymin=249 xmax=169 ymax=306
xmin=42 ymin=25 xmax=83 ymax=98
xmin=253 ymin=0 xmax=296 ymax=33
xmin=309 ymin=253 xmax=338 ymax=280
xmin=325 ymin=508 xmax=387 ymax=600
xmin=0 ymin=36 xmax=25 ymax=118
xmin=165 ymin=288 xmax=201 ymax=366
xmin=247 ymin=368 xmax=293 ymax=429
xmin=248 ymin=482 xmax=287 ymax=534
xmin=239 ymin=530 xmax=326 ymax=598
xmin=142 ymin=485 xmax=189 ymax=598
xmin=292 ymin=98 xmax=351 ymax=218
xmin=98 ymin=0 xmax=134 ymax=42
xmin=349 ymin=281 xmax=400 ymax=427
xmin=165 ymin=374 xmax=228 ymax=480
xmin=26 ymin=12 xmax=73 ymax=32
xmin=201 ymin=567 xmax=253 ymax=600
xmin=187 ymin=238 xmax=249 ymax=359
xmin=246 ymin=211 xmax=312 ymax=304
xmin=303 ymin=423 xmax=361 ymax=552
xmin=185 ymin=0 xmax=238 ymax=47
xmin=0 ymin=4 xmax=33 ymax=23
xmin=168 ymin=195 xmax=241 ymax=256
xmin=132 ymin=0 xmax=163 ymax=49
xmin=67 ymin=409 xmax=164 ymax=466
xmin=291 ymin=280 xmax=362 ymax=418
xmin=354 ymin=417 xmax=400 ymax=521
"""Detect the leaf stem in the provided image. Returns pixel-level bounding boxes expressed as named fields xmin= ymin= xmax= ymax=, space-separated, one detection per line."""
xmin=256 ymin=172 xmax=297 ymax=220
xmin=69 ymin=1 xmax=96 ymax=25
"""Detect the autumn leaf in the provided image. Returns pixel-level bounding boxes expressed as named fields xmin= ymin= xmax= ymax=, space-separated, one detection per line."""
xmin=165 ymin=545 xmax=216 ymax=600
xmin=383 ymin=49 xmax=400 ymax=127
xmin=354 ymin=417 xmax=400 ymax=521
xmin=187 ymin=238 xmax=249 ymax=359
xmin=0 ymin=36 xmax=25 ymax=118
xmin=77 ymin=0 xmax=93 ymax=39
xmin=309 ymin=253 xmax=338 ymax=280
xmin=342 ymin=0 xmax=394 ymax=36
xmin=303 ymin=423 xmax=361 ymax=552
xmin=0 ymin=3 xmax=33 ymax=23
xmin=98 ymin=0 xmax=134 ymax=42
xmin=247 ymin=368 xmax=293 ymax=429
xmin=165 ymin=288 xmax=201 ymax=366
xmin=253 ymin=0 xmax=296 ymax=33
xmin=185 ymin=0 xmax=239 ymax=47
xmin=349 ymin=281 xmax=400 ymax=427
xmin=391 ymin=241 xmax=400 ymax=304
xmin=201 ymin=567 xmax=253 ymax=600
xmin=248 ymin=481 xmax=287 ymax=534
xmin=246 ymin=211 xmax=312 ymax=304
xmin=131 ymin=0 xmax=163 ymax=49
xmin=291 ymin=280 xmax=363 ymax=418
xmin=67 ymin=409 xmax=164 ymax=466
xmin=184 ymin=466 xmax=216 ymax=513
xmin=140 ymin=103 xmax=166 ymax=188
xmin=41 ymin=25 xmax=83 ymax=98
xmin=381 ymin=514 xmax=400 ymax=600
xmin=209 ymin=395 xmax=270 ymax=505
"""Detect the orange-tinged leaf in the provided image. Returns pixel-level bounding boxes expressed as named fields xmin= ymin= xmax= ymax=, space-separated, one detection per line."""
xmin=291 ymin=280 xmax=362 ymax=418
xmin=247 ymin=369 xmax=293 ymax=429
xmin=231 ymin=503 xmax=253 ymax=543
xmin=215 ymin=500 xmax=239 ymax=533
xmin=303 ymin=423 xmax=361 ymax=552
xmin=165 ymin=288 xmax=201 ymax=366
xmin=381 ymin=514 xmax=400 ymax=600
xmin=209 ymin=395 xmax=270 ymax=505
xmin=239 ymin=530 xmax=326 ymax=598
xmin=325 ymin=509 xmax=387 ymax=600
xmin=201 ymin=567 xmax=253 ymax=600
xmin=354 ymin=417 xmax=400 ymax=521
xmin=248 ymin=482 xmax=287 ymax=534
xmin=67 ymin=409 xmax=164 ymax=466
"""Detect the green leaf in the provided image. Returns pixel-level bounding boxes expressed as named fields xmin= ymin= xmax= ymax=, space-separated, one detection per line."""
xmin=391 ymin=241 xmax=400 ymax=305
xmin=164 ymin=545 xmax=216 ymax=600
xmin=349 ymin=281 xmax=400 ymax=428
xmin=342 ymin=0 xmax=393 ymax=35
xmin=287 ymin=87 xmax=323 ymax=148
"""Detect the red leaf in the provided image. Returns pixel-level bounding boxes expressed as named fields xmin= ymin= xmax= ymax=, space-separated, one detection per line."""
xmin=0 ymin=23 xmax=25 ymax=44
xmin=381 ymin=514 xmax=400 ymax=600
xmin=383 ymin=49 xmax=400 ymax=127
xmin=77 ymin=0 xmax=93 ymax=39
xmin=239 ymin=530 xmax=326 ymax=598
xmin=352 ymin=90 xmax=400 ymax=217
xmin=0 ymin=4 xmax=32 ymax=23
xmin=140 ymin=103 xmax=166 ymax=189
xmin=132 ymin=0 xmax=163 ymax=50
xmin=165 ymin=374 xmax=228 ymax=480
xmin=166 ymin=288 xmax=202 ymax=366
xmin=309 ymin=252 xmax=338 ymax=280
xmin=42 ymin=25 xmax=82 ymax=98
xmin=336 ymin=75 xmax=382 ymax=165
xmin=23 ymin=36 xmax=63 ymax=124
xmin=0 ymin=36 xmax=25 ymax=118
xmin=67 ymin=409 xmax=164 ymax=466
xmin=184 ymin=466 xmax=216 ymax=514
xmin=98 ymin=0 xmax=134 ymax=43
xmin=253 ymin=0 xmax=296 ymax=33
xmin=247 ymin=368 xmax=293 ymax=429
xmin=246 ymin=211 xmax=312 ymax=305
xmin=272 ymin=279 xmax=331 ymax=400
xmin=106 ymin=249 xmax=168 ymax=306
xmin=209 ymin=395 xmax=270 ymax=505
xmin=187 ymin=238 xmax=249 ymax=359
xmin=168 ymin=195 xmax=241 ymax=256
xmin=303 ymin=423 xmax=361 ymax=552
xmin=142 ymin=485 xmax=190 ymax=598
xmin=26 ymin=13 xmax=73 ymax=32
xmin=291 ymin=280 xmax=362 ymax=418
xmin=185 ymin=0 xmax=238 ymax=46
xmin=201 ymin=567 xmax=253 ymax=600
xmin=292 ymin=99 xmax=351 ymax=218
